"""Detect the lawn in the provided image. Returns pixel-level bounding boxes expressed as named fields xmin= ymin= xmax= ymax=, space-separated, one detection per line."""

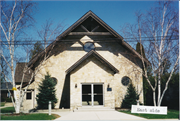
xmin=1 ymin=102 xmax=5 ymax=107
xmin=119 ymin=109 xmax=179 ymax=119
xmin=1 ymin=107 xmax=60 ymax=120
xmin=1 ymin=113 xmax=60 ymax=120
xmin=1 ymin=107 xmax=15 ymax=113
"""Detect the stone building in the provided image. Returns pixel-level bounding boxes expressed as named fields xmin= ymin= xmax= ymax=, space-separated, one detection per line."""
xmin=15 ymin=11 xmax=149 ymax=111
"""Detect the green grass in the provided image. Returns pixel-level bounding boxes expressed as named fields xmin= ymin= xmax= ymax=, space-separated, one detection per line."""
xmin=1 ymin=107 xmax=15 ymax=113
xmin=119 ymin=109 xmax=179 ymax=119
xmin=1 ymin=113 xmax=60 ymax=120
xmin=1 ymin=102 xmax=5 ymax=107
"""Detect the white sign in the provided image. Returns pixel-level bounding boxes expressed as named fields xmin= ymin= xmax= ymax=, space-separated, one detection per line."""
xmin=131 ymin=105 xmax=167 ymax=115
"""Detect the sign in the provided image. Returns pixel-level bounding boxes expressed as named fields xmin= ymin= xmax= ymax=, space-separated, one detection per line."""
xmin=131 ymin=105 xmax=167 ymax=115
xmin=107 ymin=88 xmax=112 ymax=91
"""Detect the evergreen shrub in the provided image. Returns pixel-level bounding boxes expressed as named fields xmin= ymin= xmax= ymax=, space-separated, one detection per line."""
xmin=121 ymin=83 xmax=139 ymax=109
xmin=36 ymin=73 xmax=57 ymax=109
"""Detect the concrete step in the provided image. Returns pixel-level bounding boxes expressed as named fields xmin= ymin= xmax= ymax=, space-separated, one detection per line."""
xmin=74 ymin=106 xmax=115 ymax=112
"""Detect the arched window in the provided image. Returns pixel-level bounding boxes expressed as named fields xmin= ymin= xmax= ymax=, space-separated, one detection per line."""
xmin=121 ymin=76 xmax=131 ymax=86
xmin=83 ymin=42 xmax=95 ymax=52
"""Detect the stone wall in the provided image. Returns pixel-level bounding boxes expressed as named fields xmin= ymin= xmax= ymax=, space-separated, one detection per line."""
xmin=21 ymin=35 xmax=144 ymax=110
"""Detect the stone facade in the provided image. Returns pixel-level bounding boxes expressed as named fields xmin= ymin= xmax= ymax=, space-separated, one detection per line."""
xmin=20 ymin=36 xmax=144 ymax=111
xmin=17 ymin=11 xmax=145 ymax=111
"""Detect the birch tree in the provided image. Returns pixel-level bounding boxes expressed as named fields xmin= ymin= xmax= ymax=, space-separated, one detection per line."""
xmin=121 ymin=0 xmax=179 ymax=106
xmin=17 ymin=19 xmax=64 ymax=112
xmin=0 ymin=0 xmax=37 ymax=113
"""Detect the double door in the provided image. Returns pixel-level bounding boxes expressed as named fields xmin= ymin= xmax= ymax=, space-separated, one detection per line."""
xmin=82 ymin=84 xmax=103 ymax=106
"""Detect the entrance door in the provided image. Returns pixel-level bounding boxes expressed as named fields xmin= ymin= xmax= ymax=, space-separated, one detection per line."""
xmin=82 ymin=84 xmax=103 ymax=106
xmin=82 ymin=85 xmax=91 ymax=105
xmin=93 ymin=85 xmax=103 ymax=105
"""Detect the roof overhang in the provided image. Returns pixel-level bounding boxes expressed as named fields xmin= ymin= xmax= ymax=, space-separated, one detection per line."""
xmin=65 ymin=50 xmax=119 ymax=74
xmin=27 ymin=10 xmax=150 ymax=69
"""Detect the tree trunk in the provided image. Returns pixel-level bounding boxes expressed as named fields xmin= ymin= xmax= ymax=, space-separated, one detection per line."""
xmin=153 ymin=90 xmax=156 ymax=106
xmin=157 ymin=73 xmax=161 ymax=106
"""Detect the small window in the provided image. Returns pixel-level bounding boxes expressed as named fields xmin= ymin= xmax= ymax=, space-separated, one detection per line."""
xmin=26 ymin=92 xmax=32 ymax=100
xmin=83 ymin=42 xmax=95 ymax=52
xmin=121 ymin=76 xmax=131 ymax=86
xmin=52 ymin=77 xmax=57 ymax=86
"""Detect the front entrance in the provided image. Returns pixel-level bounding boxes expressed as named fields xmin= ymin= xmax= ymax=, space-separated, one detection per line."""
xmin=82 ymin=84 xmax=103 ymax=106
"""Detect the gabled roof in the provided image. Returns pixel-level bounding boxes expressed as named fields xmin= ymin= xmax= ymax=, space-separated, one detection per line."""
xmin=56 ymin=10 xmax=123 ymax=40
xmin=27 ymin=10 xmax=150 ymax=68
xmin=66 ymin=50 xmax=119 ymax=74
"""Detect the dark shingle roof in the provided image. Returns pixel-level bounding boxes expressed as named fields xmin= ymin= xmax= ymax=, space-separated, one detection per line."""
xmin=15 ymin=63 xmax=33 ymax=83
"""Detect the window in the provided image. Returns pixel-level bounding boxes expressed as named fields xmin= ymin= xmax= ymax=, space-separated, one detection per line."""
xmin=83 ymin=42 xmax=95 ymax=52
xmin=26 ymin=92 xmax=32 ymax=100
xmin=52 ymin=77 xmax=57 ymax=86
xmin=121 ymin=76 xmax=131 ymax=86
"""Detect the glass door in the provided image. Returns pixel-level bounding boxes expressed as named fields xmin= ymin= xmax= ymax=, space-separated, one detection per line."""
xmin=82 ymin=84 xmax=103 ymax=106
xmin=93 ymin=85 xmax=103 ymax=105
xmin=82 ymin=85 xmax=91 ymax=105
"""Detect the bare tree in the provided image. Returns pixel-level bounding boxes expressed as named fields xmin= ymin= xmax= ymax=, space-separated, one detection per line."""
xmin=0 ymin=0 xmax=37 ymax=113
xmin=120 ymin=0 xmax=179 ymax=106
xmin=16 ymin=19 xmax=64 ymax=113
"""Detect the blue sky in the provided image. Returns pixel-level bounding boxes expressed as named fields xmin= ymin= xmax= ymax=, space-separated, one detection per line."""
xmin=31 ymin=1 xmax=157 ymax=39
xmin=16 ymin=0 xmax=178 ymax=62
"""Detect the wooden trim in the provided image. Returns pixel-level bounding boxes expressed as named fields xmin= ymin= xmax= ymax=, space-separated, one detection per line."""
xmin=68 ymin=32 xmax=112 ymax=36
xmin=81 ymin=25 xmax=89 ymax=32
xmin=91 ymin=26 xmax=99 ymax=32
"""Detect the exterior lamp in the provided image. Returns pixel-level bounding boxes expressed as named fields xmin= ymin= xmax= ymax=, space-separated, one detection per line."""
xmin=107 ymin=84 xmax=110 ymax=88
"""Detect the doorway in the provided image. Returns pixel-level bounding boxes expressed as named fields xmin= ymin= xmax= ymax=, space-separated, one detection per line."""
xmin=82 ymin=84 xmax=103 ymax=106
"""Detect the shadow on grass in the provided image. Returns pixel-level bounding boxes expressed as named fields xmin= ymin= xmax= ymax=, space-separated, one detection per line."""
xmin=1 ymin=107 xmax=15 ymax=113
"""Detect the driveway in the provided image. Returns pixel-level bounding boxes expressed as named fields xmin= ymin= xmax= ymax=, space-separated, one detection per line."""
xmin=53 ymin=110 xmax=146 ymax=120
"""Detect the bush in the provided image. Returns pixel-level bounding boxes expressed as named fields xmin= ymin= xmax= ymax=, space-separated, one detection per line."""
xmin=121 ymin=83 xmax=139 ymax=109
xmin=36 ymin=73 xmax=57 ymax=109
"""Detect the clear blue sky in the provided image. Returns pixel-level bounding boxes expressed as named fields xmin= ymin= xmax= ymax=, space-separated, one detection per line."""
xmin=31 ymin=1 xmax=157 ymax=39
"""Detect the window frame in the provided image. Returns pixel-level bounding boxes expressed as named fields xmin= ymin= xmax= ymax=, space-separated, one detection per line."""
xmin=26 ymin=92 xmax=32 ymax=100
xmin=121 ymin=76 xmax=131 ymax=86
xmin=83 ymin=42 xmax=95 ymax=52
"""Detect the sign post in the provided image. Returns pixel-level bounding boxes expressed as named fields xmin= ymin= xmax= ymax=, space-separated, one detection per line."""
xmin=49 ymin=101 xmax=51 ymax=115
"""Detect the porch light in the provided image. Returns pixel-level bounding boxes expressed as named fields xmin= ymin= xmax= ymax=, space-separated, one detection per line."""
xmin=107 ymin=84 xmax=110 ymax=88
xmin=75 ymin=84 xmax=77 ymax=88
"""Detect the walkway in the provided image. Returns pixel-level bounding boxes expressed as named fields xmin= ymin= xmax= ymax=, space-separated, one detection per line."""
xmin=53 ymin=107 xmax=146 ymax=120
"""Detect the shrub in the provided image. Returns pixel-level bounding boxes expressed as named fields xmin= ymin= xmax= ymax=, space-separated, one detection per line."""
xmin=36 ymin=73 xmax=57 ymax=109
xmin=121 ymin=83 xmax=139 ymax=109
